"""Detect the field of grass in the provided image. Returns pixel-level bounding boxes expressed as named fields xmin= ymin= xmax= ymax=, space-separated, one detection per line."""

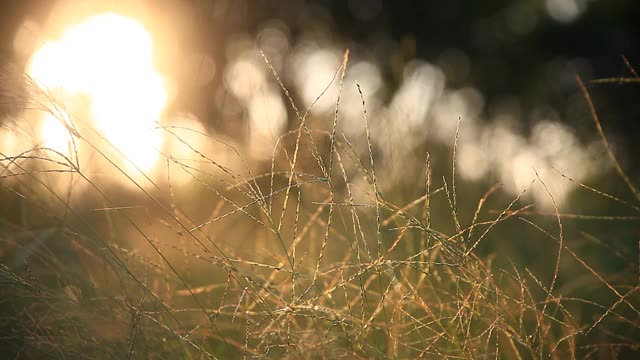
xmin=1 ymin=53 xmax=639 ymax=359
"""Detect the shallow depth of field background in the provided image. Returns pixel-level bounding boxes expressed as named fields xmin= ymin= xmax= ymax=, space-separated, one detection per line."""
xmin=0 ymin=0 xmax=639 ymax=358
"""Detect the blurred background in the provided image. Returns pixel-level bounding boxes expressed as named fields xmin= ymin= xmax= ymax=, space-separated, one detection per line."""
xmin=1 ymin=0 xmax=639 ymax=357
xmin=1 ymin=0 xmax=639 ymax=208
xmin=0 ymin=0 xmax=639 ymax=286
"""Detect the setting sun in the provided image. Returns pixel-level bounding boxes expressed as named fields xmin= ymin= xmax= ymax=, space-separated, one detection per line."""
xmin=28 ymin=12 xmax=168 ymax=173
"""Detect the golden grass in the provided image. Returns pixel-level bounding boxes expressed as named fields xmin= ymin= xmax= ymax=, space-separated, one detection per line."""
xmin=0 ymin=53 xmax=639 ymax=359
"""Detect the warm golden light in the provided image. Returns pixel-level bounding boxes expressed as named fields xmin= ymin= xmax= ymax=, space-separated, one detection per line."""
xmin=28 ymin=12 xmax=168 ymax=173
xmin=39 ymin=113 xmax=73 ymax=156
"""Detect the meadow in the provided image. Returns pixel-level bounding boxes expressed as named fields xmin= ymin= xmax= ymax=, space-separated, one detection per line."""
xmin=1 ymin=48 xmax=640 ymax=359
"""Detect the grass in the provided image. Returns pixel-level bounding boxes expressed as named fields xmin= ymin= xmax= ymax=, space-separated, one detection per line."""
xmin=1 ymin=52 xmax=640 ymax=359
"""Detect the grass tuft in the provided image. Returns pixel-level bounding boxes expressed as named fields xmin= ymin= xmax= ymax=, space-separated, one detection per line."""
xmin=0 ymin=53 xmax=639 ymax=359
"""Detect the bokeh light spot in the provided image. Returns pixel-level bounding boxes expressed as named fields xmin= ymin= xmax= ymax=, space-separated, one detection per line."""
xmin=28 ymin=12 xmax=169 ymax=174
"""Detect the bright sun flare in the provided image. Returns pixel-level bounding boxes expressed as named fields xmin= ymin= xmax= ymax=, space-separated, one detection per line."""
xmin=28 ymin=12 xmax=168 ymax=173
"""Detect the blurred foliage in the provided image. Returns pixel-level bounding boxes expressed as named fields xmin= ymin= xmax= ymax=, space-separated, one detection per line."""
xmin=0 ymin=0 xmax=639 ymax=358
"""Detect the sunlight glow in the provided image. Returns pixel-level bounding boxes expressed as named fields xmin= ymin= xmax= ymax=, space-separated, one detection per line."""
xmin=248 ymin=90 xmax=287 ymax=158
xmin=292 ymin=47 xmax=342 ymax=113
xmin=28 ymin=12 xmax=168 ymax=173
xmin=0 ymin=126 xmax=21 ymax=166
xmin=161 ymin=113 xmax=208 ymax=185
xmin=40 ymin=113 xmax=73 ymax=156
